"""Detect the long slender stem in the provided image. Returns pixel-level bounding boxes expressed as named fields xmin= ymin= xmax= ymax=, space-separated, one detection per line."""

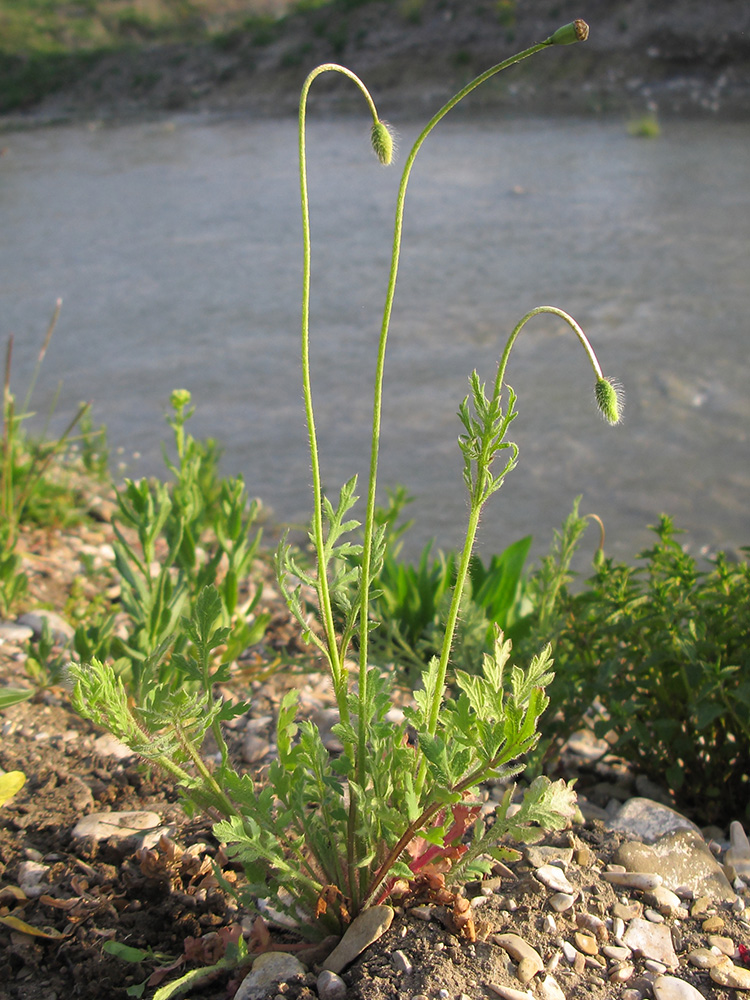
xmin=356 ymin=39 xmax=554 ymax=779
xmin=298 ymin=64 xmax=380 ymax=721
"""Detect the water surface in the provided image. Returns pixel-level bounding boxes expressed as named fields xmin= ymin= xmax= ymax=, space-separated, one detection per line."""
xmin=2 ymin=113 xmax=748 ymax=566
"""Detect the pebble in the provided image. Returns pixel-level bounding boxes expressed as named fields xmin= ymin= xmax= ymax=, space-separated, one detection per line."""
xmin=576 ymin=912 xmax=608 ymax=941
xmin=707 ymin=933 xmax=737 ymax=956
xmin=609 ymin=963 xmax=635 ymax=983
xmin=534 ymin=865 xmax=574 ymax=894
xmin=561 ymin=941 xmax=578 ymax=965
xmin=17 ymin=860 xmax=49 ymax=898
xmin=645 ymin=908 xmax=665 ymax=923
xmin=710 ymin=956 xmax=750 ymax=990
xmin=646 ymin=886 xmax=683 ymax=915
xmin=71 ymin=810 xmax=167 ymax=848
xmin=92 ymin=732 xmax=135 ymax=760
xmin=602 ymin=871 xmax=663 ymax=890
xmin=17 ymin=610 xmax=74 ymax=643
xmin=234 ymin=953 xmax=306 ymax=1000
xmin=0 ymin=621 xmax=34 ymax=643
xmin=603 ymin=945 xmax=632 ymax=961
xmin=549 ymin=892 xmax=576 ymax=912
xmin=524 ymin=847 xmax=573 ymax=868
xmin=487 ymin=985 xmax=533 ymax=1000
xmin=516 ymin=958 xmax=539 ymax=985
xmin=322 ymin=905 xmax=394 ymax=974
xmin=612 ymin=916 xmax=626 ymax=941
xmin=574 ymin=932 xmax=598 ymax=955
xmin=612 ymin=900 xmax=642 ymax=921
xmin=622 ymin=917 xmax=678 ymax=968
xmin=241 ymin=733 xmax=271 ymax=764
xmin=316 ymin=971 xmax=347 ymax=1000
xmin=537 ymin=974 xmax=566 ymax=1000
xmin=653 ymin=974 xmax=710 ymax=1000
xmin=687 ymin=947 xmax=721 ymax=969
xmin=491 ymin=933 xmax=544 ymax=979
xmin=392 ymin=949 xmax=412 ymax=974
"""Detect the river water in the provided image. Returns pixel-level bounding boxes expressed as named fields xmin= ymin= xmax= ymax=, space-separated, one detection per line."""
xmin=2 ymin=112 xmax=749 ymax=567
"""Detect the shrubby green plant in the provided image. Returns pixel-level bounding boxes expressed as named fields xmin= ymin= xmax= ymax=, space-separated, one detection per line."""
xmin=73 ymin=390 xmax=269 ymax=701
xmin=72 ymin=21 xmax=623 ymax=947
xmin=519 ymin=511 xmax=750 ymax=824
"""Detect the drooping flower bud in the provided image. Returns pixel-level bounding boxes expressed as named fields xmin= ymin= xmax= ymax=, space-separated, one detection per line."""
xmin=370 ymin=120 xmax=395 ymax=166
xmin=594 ymin=376 xmax=624 ymax=425
xmin=548 ymin=19 xmax=589 ymax=45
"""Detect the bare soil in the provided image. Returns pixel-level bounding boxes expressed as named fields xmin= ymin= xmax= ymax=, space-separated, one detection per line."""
xmin=1 ymin=507 xmax=749 ymax=1000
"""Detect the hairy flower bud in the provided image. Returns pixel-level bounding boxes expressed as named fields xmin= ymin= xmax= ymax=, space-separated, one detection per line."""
xmin=594 ymin=376 xmax=624 ymax=425
xmin=548 ymin=19 xmax=589 ymax=45
xmin=370 ymin=120 xmax=395 ymax=166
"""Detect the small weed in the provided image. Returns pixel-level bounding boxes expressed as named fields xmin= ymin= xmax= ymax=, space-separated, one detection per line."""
xmin=1 ymin=300 xmax=93 ymax=616
xmin=628 ymin=112 xmax=661 ymax=138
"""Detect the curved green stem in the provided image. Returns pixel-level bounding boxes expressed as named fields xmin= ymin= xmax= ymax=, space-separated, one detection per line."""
xmin=419 ymin=305 xmax=613 ymax=781
xmin=494 ymin=304 xmax=604 ymax=401
xmin=299 ymin=64 xmax=382 ymax=722
xmin=357 ymin=38 xmax=557 ymax=778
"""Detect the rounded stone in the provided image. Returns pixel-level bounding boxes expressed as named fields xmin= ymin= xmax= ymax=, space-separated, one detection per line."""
xmin=316 ymin=970 xmax=347 ymax=1000
xmin=653 ymin=974 xmax=711 ymax=1000
xmin=322 ymin=905 xmax=394 ymax=974
xmin=534 ymin=865 xmax=574 ymax=894
xmin=235 ymin=953 xmax=306 ymax=1000
xmin=707 ymin=934 xmax=737 ymax=957
xmin=574 ymin=932 xmax=598 ymax=955
xmin=710 ymin=957 xmax=750 ymax=990
xmin=549 ymin=892 xmax=576 ymax=912
xmin=687 ymin=947 xmax=721 ymax=969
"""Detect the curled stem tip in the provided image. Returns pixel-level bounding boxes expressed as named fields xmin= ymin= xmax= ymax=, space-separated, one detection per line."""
xmin=548 ymin=19 xmax=589 ymax=45
xmin=371 ymin=120 xmax=395 ymax=166
xmin=595 ymin=375 xmax=624 ymax=425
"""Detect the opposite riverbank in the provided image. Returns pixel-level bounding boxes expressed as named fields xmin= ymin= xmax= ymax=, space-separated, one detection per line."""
xmin=1 ymin=0 xmax=749 ymax=126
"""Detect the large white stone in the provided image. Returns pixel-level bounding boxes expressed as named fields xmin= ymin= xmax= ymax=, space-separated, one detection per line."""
xmin=653 ymin=974 xmax=709 ymax=1000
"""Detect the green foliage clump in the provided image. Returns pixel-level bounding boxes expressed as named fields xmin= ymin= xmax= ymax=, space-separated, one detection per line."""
xmin=74 ymin=390 xmax=269 ymax=702
xmin=1 ymin=301 xmax=104 ymax=617
xmin=521 ymin=509 xmax=750 ymax=825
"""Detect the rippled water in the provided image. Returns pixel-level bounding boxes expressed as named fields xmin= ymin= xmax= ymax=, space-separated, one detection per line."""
xmin=2 ymin=112 xmax=749 ymax=565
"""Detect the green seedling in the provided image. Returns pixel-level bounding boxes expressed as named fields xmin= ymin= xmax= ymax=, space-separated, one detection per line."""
xmin=1 ymin=300 xmax=96 ymax=616
xmin=73 ymin=20 xmax=624 ymax=948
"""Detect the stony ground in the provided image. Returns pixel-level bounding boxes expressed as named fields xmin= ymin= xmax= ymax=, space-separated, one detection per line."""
xmin=1 ymin=497 xmax=750 ymax=1000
